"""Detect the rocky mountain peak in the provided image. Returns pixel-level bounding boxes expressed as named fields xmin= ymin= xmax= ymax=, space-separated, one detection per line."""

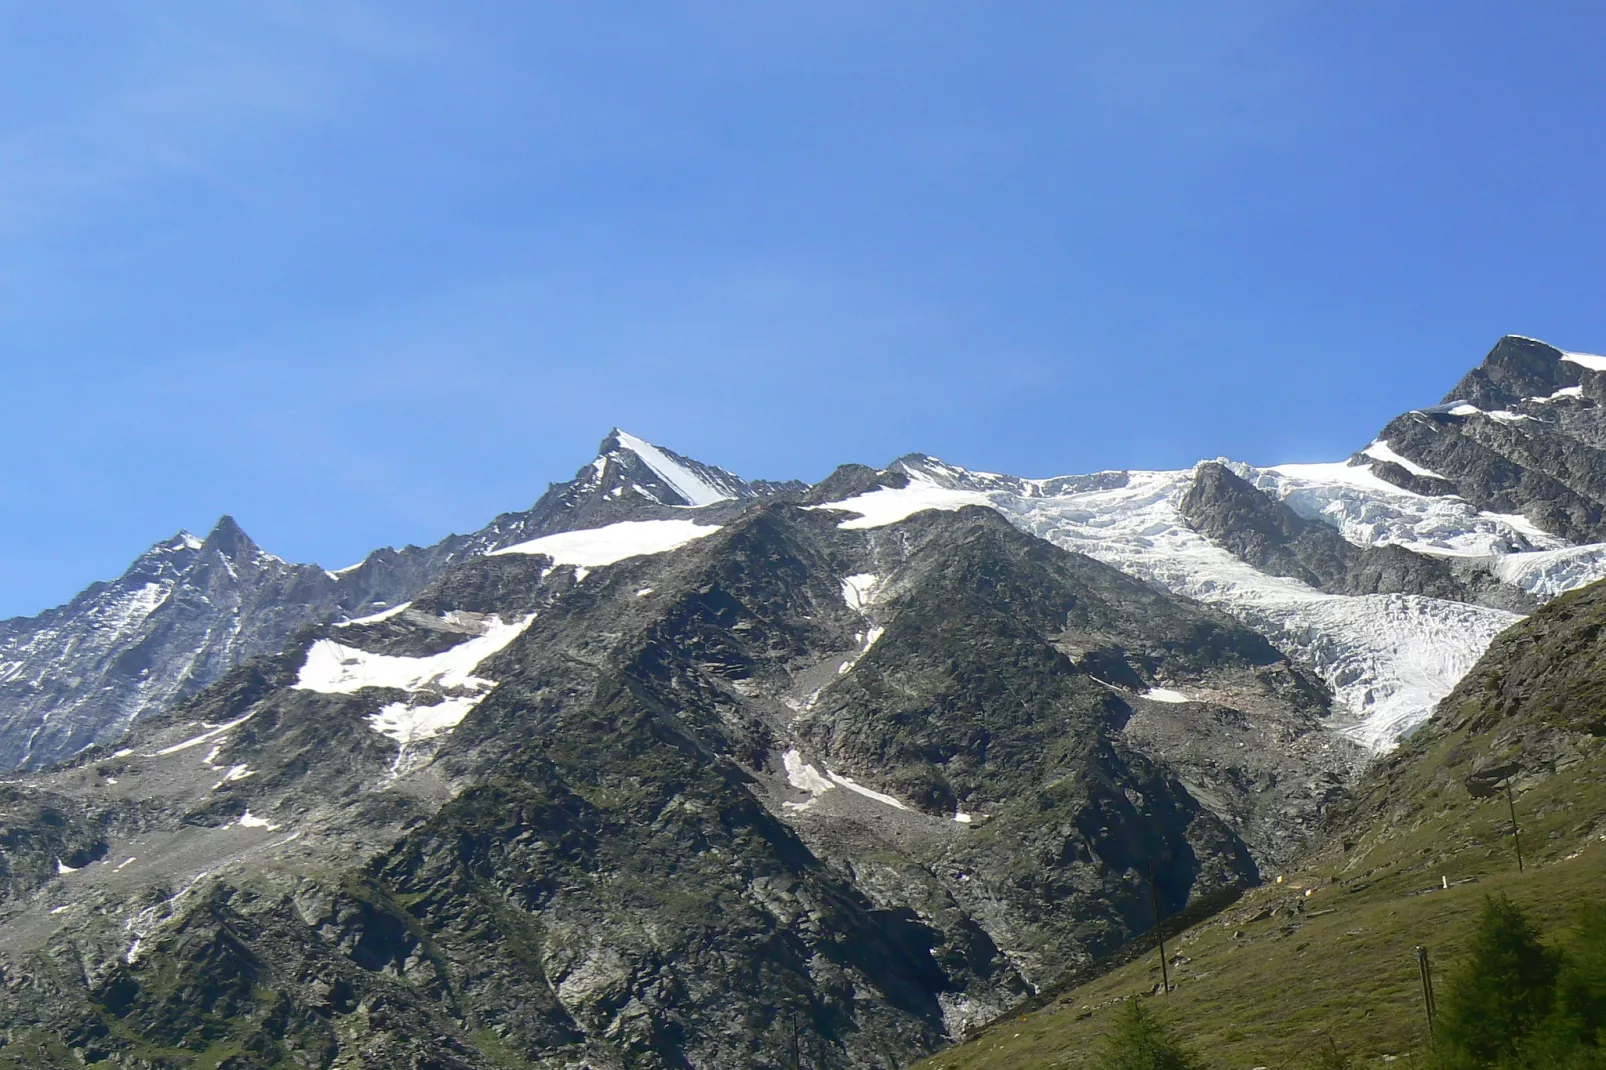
xmin=199 ymin=514 xmax=260 ymax=563
xmin=1440 ymin=334 xmax=1580 ymax=410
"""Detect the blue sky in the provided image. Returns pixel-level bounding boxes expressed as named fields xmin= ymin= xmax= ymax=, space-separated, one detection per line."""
xmin=4 ymin=2 xmax=1606 ymax=617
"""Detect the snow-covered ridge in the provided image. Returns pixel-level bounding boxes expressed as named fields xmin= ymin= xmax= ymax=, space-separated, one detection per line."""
xmin=1562 ymin=350 xmax=1606 ymax=373
xmin=611 ymin=429 xmax=739 ymax=507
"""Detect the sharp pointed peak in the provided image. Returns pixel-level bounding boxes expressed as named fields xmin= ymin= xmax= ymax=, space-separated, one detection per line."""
xmin=201 ymin=514 xmax=257 ymax=557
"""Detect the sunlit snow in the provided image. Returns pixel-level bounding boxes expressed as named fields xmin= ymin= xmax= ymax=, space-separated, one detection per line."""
xmin=1562 ymin=350 xmax=1606 ymax=372
xmin=826 ymin=771 xmax=910 ymax=811
xmin=840 ymin=573 xmax=880 ymax=611
xmin=1143 ymin=688 xmax=1190 ymax=704
xmin=488 ymin=519 xmax=719 ymax=570
xmin=294 ymin=614 xmax=535 ymax=695
xmin=334 ymin=602 xmax=411 ymax=628
xmin=1361 ymin=440 xmax=1447 ymax=480
xmin=369 ymin=694 xmax=485 ymax=749
xmin=809 ymin=476 xmax=992 ymax=530
xmin=782 ymin=749 xmax=834 ymax=795
xmin=612 ymin=429 xmax=737 ymax=507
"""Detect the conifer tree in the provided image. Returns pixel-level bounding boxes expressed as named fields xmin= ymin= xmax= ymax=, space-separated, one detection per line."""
xmin=1436 ymin=896 xmax=1563 ymax=1068
xmin=1544 ymin=903 xmax=1606 ymax=1055
xmin=1094 ymin=998 xmax=1203 ymax=1070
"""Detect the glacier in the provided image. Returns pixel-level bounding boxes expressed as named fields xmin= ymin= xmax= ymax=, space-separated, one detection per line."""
xmin=811 ymin=458 xmax=1606 ymax=750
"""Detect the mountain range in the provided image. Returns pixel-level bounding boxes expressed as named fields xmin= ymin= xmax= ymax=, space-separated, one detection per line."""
xmin=0 ymin=336 xmax=1604 ymax=1067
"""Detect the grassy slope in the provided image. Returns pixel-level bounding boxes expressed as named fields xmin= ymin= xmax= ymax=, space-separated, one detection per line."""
xmin=918 ymin=581 xmax=1606 ymax=1070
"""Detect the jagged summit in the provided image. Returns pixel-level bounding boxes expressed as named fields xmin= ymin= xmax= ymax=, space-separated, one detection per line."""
xmin=594 ymin=427 xmax=746 ymax=507
xmin=1440 ymin=334 xmax=1583 ymax=410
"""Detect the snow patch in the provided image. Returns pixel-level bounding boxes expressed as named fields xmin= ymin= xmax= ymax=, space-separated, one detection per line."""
xmin=782 ymin=749 xmax=835 ymax=795
xmin=55 ymin=860 xmax=78 ymax=875
xmin=840 ymin=573 xmax=881 ymax=612
xmin=334 ymin=602 xmax=411 ymax=628
xmin=236 ymin=811 xmax=278 ymax=830
xmin=489 ymin=519 xmax=720 ymax=570
xmin=1361 ymin=441 xmax=1447 ymax=480
xmin=1563 ymin=351 xmax=1606 ymax=373
xmin=1143 ymin=688 xmax=1190 ymax=704
xmin=211 ymin=764 xmax=255 ymax=790
xmin=826 ymin=771 xmax=910 ymax=811
xmin=294 ymin=613 xmax=535 ymax=695
xmin=149 ymin=712 xmax=256 ymax=757
xmin=369 ymin=694 xmax=485 ymax=749
xmin=809 ymin=475 xmax=993 ymax=530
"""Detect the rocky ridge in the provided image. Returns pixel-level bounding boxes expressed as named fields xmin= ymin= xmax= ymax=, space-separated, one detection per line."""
xmin=0 ymin=431 xmax=803 ymax=773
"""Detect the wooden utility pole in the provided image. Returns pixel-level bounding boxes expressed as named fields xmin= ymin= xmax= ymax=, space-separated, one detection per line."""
xmin=1149 ymin=862 xmax=1170 ymax=994
xmin=1416 ymin=945 xmax=1437 ymax=1037
xmin=1505 ymin=779 xmax=1524 ymax=874
xmin=1464 ymin=762 xmax=1524 ymax=875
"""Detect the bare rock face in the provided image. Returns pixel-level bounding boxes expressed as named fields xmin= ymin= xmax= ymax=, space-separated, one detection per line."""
xmin=1367 ymin=336 xmax=1606 ymax=542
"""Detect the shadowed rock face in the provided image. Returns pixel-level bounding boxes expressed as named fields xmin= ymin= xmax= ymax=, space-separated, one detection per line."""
xmin=0 ymin=502 xmax=1350 ymax=1069
xmin=1442 ymin=335 xmax=1584 ymax=411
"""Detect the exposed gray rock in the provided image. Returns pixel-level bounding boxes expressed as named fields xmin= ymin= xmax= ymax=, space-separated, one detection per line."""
xmin=1364 ymin=336 xmax=1606 ymax=542
xmin=0 ymin=431 xmax=803 ymax=773
xmin=0 ymin=499 xmax=1353 ymax=1068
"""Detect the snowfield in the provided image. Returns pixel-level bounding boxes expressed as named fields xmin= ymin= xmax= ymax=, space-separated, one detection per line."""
xmin=488 ymin=518 xmax=720 ymax=579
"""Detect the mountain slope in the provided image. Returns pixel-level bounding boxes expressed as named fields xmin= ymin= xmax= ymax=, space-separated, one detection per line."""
xmin=0 ymin=430 xmax=802 ymax=773
xmin=912 ymin=575 xmax=1606 ymax=1070
xmin=0 ymin=496 xmax=1356 ymax=1068
xmin=7 ymin=337 xmax=1606 ymax=1066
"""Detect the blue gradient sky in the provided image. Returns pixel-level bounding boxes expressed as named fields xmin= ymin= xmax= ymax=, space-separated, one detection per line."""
xmin=4 ymin=2 xmax=1606 ymax=616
